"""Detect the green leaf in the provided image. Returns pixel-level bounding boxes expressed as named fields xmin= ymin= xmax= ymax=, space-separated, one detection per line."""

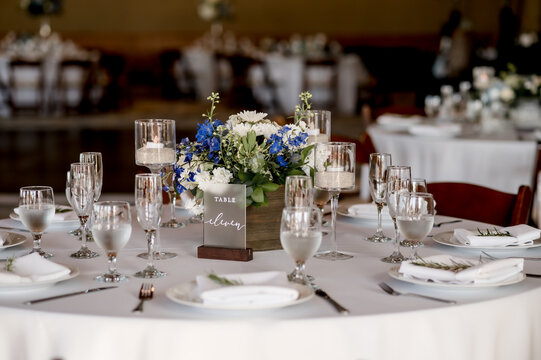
xmin=260 ymin=182 xmax=279 ymax=192
xmin=247 ymin=131 xmax=257 ymax=150
xmin=246 ymin=186 xmax=254 ymax=197
xmin=301 ymin=144 xmax=314 ymax=161
xmin=251 ymin=187 xmax=264 ymax=203
xmin=245 ymin=198 xmax=253 ymax=207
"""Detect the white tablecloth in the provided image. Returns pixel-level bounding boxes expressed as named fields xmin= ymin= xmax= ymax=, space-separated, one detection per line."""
xmin=1 ymin=205 xmax=541 ymax=360
xmin=368 ymin=125 xmax=538 ymax=193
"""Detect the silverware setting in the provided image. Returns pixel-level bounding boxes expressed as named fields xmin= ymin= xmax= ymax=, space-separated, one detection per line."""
xmin=312 ymin=285 xmax=349 ymax=315
xmin=132 ymin=283 xmax=154 ymax=313
xmin=433 ymin=220 xmax=462 ymax=228
xmin=526 ymin=273 xmax=541 ymax=278
xmin=378 ymin=282 xmax=456 ymax=304
xmin=481 ymin=251 xmax=541 ymax=262
xmin=24 ymin=286 xmax=118 ymax=305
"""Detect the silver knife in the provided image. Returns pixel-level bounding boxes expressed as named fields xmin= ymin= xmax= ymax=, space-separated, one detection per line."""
xmin=315 ymin=289 xmax=350 ymax=315
xmin=24 ymin=286 xmax=118 ymax=305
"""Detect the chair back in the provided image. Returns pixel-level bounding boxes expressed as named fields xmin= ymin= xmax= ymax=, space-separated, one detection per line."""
xmin=426 ymin=182 xmax=532 ymax=226
xmin=8 ymin=59 xmax=43 ymax=112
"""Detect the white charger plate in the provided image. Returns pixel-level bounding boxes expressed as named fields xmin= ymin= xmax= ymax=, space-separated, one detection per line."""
xmin=433 ymin=231 xmax=541 ymax=250
xmin=0 ymin=232 xmax=26 ymax=250
xmin=10 ymin=205 xmax=79 ymax=226
xmin=166 ymin=281 xmax=314 ymax=310
xmin=0 ymin=265 xmax=79 ymax=290
xmin=388 ymin=266 xmax=525 ymax=288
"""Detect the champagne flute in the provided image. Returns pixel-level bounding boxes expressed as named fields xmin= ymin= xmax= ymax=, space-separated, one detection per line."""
xmin=161 ymin=165 xmax=185 ymax=229
xmin=280 ymin=207 xmax=322 ymax=284
xmin=135 ymin=119 xmax=177 ymax=260
xmin=92 ymin=201 xmax=132 ymax=282
xmin=314 ymin=142 xmax=356 ymax=260
xmin=285 ymin=175 xmax=313 ymax=208
xmin=411 ymin=178 xmax=427 ymax=192
xmin=70 ymin=162 xmax=99 ymax=259
xmin=366 ymin=153 xmax=392 ymax=243
xmin=381 ymin=166 xmax=411 ymax=263
xmin=134 ymin=173 xmax=166 ymax=278
xmin=66 ymin=170 xmax=82 ymax=237
xmin=79 ymin=152 xmax=103 ymax=242
xmin=19 ymin=186 xmax=55 ymax=258
xmin=397 ymin=192 xmax=435 ymax=260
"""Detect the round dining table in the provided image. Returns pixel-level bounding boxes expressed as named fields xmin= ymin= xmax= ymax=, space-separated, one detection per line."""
xmin=0 ymin=200 xmax=541 ymax=360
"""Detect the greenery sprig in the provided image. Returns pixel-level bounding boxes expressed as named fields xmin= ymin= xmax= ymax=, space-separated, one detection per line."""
xmin=476 ymin=228 xmax=512 ymax=237
xmin=202 ymin=92 xmax=220 ymax=120
xmin=294 ymin=91 xmax=313 ymax=124
xmin=4 ymin=256 xmax=15 ymax=272
xmin=411 ymin=258 xmax=474 ymax=273
xmin=208 ymin=272 xmax=243 ymax=286
xmin=55 ymin=207 xmax=71 ymax=214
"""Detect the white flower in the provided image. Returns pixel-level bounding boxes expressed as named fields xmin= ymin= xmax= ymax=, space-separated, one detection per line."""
xmin=194 ymin=170 xmax=212 ymax=191
xmin=212 ymin=167 xmax=233 ymax=184
xmin=231 ymin=110 xmax=268 ymax=123
xmin=230 ymin=122 xmax=252 ymax=137
xmin=252 ymin=122 xmax=279 ymax=138
xmin=500 ymin=86 xmax=515 ymax=103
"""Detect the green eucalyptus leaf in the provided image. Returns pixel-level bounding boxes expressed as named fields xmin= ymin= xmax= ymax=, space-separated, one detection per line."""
xmin=251 ymin=187 xmax=264 ymax=203
xmin=260 ymin=182 xmax=279 ymax=192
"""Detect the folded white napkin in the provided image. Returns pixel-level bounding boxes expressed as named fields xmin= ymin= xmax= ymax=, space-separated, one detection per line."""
xmin=376 ymin=114 xmax=422 ymax=130
xmin=454 ymin=225 xmax=541 ymax=247
xmin=14 ymin=206 xmax=77 ymax=221
xmin=399 ymin=254 xmax=523 ymax=284
xmin=348 ymin=203 xmax=391 ymax=221
xmin=408 ymin=123 xmax=462 ymax=137
xmin=0 ymin=253 xmax=71 ymax=283
xmin=196 ymin=271 xmax=299 ymax=307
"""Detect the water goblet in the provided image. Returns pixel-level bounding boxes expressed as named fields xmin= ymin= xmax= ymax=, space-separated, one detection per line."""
xmin=285 ymin=175 xmax=313 ymax=208
xmin=366 ymin=153 xmax=392 ymax=243
xmin=280 ymin=207 xmax=322 ymax=284
xmin=381 ymin=165 xmax=411 ymax=263
xmin=411 ymin=178 xmax=427 ymax=192
xmin=79 ymin=152 xmax=103 ymax=242
xmin=161 ymin=165 xmax=185 ymax=229
xmin=134 ymin=173 xmax=166 ymax=278
xmin=19 ymin=186 xmax=55 ymax=258
xmin=314 ymin=142 xmax=356 ymax=260
xmin=92 ymin=201 xmax=132 ymax=282
xmin=66 ymin=170 xmax=82 ymax=237
xmin=397 ymin=192 xmax=435 ymax=260
xmin=70 ymin=163 xmax=99 ymax=259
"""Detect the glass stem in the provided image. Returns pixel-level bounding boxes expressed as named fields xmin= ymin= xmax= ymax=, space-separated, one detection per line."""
xmin=170 ymin=192 xmax=176 ymax=222
xmin=32 ymin=233 xmax=42 ymax=252
xmin=330 ymin=191 xmax=339 ymax=254
xmin=376 ymin=202 xmax=383 ymax=234
xmin=107 ymin=253 xmax=117 ymax=275
xmin=393 ymin=220 xmax=400 ymax=253
xmin=295 ymin=261 xmax=306 ymax=281
xmin=80 ymin=215 xmax=88 ymax=249
xmin=146 ymin=229 xmax=156 ymax=268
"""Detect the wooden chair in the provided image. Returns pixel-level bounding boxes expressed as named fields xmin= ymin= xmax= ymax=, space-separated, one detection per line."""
xmin=426 ymin=182 xmax=533 ymax=226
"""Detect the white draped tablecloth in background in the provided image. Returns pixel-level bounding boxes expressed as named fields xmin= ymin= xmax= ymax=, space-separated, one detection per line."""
xmin=368 ymin=125 xmax=538 ymax=194
xmin=1 ymin=205 xmax=541 ymax=360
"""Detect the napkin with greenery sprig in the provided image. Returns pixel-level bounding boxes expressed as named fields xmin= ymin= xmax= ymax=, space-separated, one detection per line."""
xmin=454 ymin=224 xmax=541 ymax=247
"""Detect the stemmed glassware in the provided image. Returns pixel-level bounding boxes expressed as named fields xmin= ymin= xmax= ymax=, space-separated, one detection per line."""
xmin=314 ymin=142 xmax=356 ymax=260
xmin=366 ymin=153 xmax=392 ymax=243
xmin=280 ymin=207 xmax=322 ymax=284
xmin=134 ymin=173 xmax=166 ymax=278
xmin=19 ymin=186 xmax=55 ymax=258
xmin=92 ymin=201 xmax=132 ymax=282
xmin=135 ymin=119 xmax=177 ymax=260
xmin=70 ymin=163 xmax=99 ymax=259
xmin=397 ymin=192 xmax=435 ymax=260
xmin=80 ymin=152 xmax=103 ymax=242
xmin=285 ymin=175 xmax=313 ymax=208
xmin=66 ymin=170 xmax=82 ymax=237
xmin=161 ymin=165 xmax=185 ymax=229
xmin=411 ymin=178 xmax=427 ymax=192
xmin=382 ymin=166 xmax=411 ymax=263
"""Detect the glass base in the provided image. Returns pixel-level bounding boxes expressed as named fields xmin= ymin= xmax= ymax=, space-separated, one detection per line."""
xmin=314 ymin=250 xmax=353 ymax=261
xmin=69 ymin=228 xmax=82 ymax=237
xmin=287 ymin=270 xmax=314 ymax=285
xmin=400 ymin=240 xmax=423 ymax=248
xmin=70 ymin=247 xmax=99 ymax=259
xmin=381 ymin=251 xmax=406 ymax=263
xmin=137 ymin=251 xmax=177 ymax=260
xmin=95 ymin=272 xmax=127 ymax=283
xmin=185 ymin=216 xmax=203 ymax=224
xmin=161 ymin=219 xmax=186 ymax=229
xmin=366 ymin=232 xmax=392 ymax=243
xmin=30 ymin=248 xmax=53 ymax=259
xmin=134 ymin=266 xmax=166 ymax=278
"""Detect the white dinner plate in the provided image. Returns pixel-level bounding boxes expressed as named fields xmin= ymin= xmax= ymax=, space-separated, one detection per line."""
xmin=388 ymin=266 xmax=525 ymax=288
xmin=166 ymin=281 xmax=314 ymax=310
xmin=0 ymin=232 xmax=26 ymax=250
xmin=337 ymin=204 xmax=393 ymax=225
xmin=10 ymin=205 xmax=79 ymax=226
xmin=0 ymin=265 xmax=79 ymax=290
xmin=433 ymin=231 xmax=541 ymax=250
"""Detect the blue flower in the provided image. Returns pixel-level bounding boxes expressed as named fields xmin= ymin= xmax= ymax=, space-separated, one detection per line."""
xmin=277 ymin=155 xmax=288 ymax=166
xmin=175 ymin=183 xmax=187 ymax=194
xmin=196 ymin=120 xmax=214 ymax=142
xmin=162 ymin=184 xmax=169 ymax=192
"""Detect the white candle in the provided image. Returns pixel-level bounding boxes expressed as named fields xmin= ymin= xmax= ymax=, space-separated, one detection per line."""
xmin=315 ymin=171 xmax=355 ymax=190
xmin=306 ymin=133 xmax=329 ymax=144
xmin=136 ymin=147 xmax=176 ymax=165
xmin=145 ymin=136 xmax=164 ymax=149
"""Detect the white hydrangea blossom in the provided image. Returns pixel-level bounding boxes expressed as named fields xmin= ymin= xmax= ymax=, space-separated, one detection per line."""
xmin=212 ymin=167 xmax=233 ymax=184
xmin=252 ymin=122 xmax=280 ymax=139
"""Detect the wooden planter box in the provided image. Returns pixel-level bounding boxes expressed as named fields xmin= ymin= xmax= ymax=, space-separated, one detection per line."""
xmin=245 ymin=186 xmax=284 ymax=251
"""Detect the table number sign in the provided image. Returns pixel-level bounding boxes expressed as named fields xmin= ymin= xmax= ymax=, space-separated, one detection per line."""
xmin=197 ymin=184 xmax=253 ymax=261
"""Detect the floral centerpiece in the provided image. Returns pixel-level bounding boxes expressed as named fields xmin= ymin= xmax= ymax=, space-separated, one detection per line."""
xmin=170 ymin=93 xmax=313 ymax=215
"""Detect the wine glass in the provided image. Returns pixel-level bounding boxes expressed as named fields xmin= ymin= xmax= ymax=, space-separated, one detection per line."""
xmin=411 ymin=178 xmax=427 ymax=192
xmin=19 ymin=186 xmax=55 ymax=258
xmin=66 ymin=170 xmax=82 ymax=237
xmin=313 ymin=189 xmax=331 ymax=227
xmin=397 ymin=192 xmax=435 ymax=260
xmin=280 ymin=207 xmax=322 ymax=284
xmin=134 ymin=173 xmax=166 ymax=278
xmin=135 ymin=119 xmax=177 ymax=260
xmin=285 ymin=175 xmax=313 ymax=208
xmin=92 ymin=201 xmax=132 ymax=282
xmin=366 ymin=153 xmax=392 ymax=243
xmin=314 ymin=142 xmax=356 ymax=260
xmin=70 ymin=162 xmax=99 ymax=259
xmin=80 ymin=152 xmax=103 ymax=242
xmin=303 ymin=110 xmax=331 ymax=144
xmin=161 ymin=165 xmax=185 ymax=229
xmin=381 ymin=166 xmax=411 ymax=263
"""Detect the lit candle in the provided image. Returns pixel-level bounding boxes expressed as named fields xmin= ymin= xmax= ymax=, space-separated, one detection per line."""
xmin=145 ymin=136 xmax=164 ymax=148
xmin=136 ymin=136 xmax=175 ymax=166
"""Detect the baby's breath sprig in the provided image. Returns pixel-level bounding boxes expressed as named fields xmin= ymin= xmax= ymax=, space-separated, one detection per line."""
xmin=208 ymin=271 xmax=243 ymax=286
xmin=4 ymin=256 xmax=15 ymax=272
xmin=202 ymin=92 xmax=220 ymax=120
xmin=476 ymin=228 xmax=513 ymax=237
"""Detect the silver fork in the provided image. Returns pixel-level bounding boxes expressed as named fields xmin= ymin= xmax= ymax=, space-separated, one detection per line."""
xmin=481 ymin=251 xmax=541 ymax=262
xmin=433 ymin=220 xmax=462 ymax=228
xmin=132 ymin=283 xmax=154 ymax=313
xmin=378 ymin=282 xmax=456 ymax=304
